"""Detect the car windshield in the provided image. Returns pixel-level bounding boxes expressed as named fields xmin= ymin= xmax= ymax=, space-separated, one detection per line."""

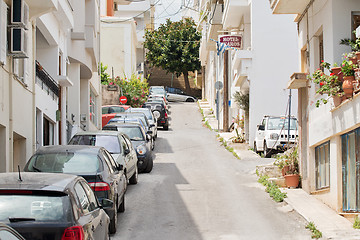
xmin=102 ymin=106 xmax=125 ymax=114
xmin=69 ymin=135 xmax=121 ymax=154
xmin=116 ymin=127 xmax=144 ymax=141
xmin=26 ymin=153 xmax=101 ymax=174
xmin=0 ymin=194 xmax=71 ymax=222
xmin=267 ymin=117 xmax=297 ymax=130
xmin=126 ymin=109 xmax=153 ymax=121
xmin=109 ymin=118 xmax=146 ymax=130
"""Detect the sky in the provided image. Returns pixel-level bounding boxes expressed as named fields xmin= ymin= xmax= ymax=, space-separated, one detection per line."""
xmin=153 ymin=0 xmax=194 ymax=28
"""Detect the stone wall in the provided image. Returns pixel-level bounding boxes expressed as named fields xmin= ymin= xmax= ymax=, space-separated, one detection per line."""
xmin=102 ymin=85 xmax=121 ymax=105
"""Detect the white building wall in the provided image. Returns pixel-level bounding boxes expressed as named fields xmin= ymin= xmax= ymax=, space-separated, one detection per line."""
xmin=249 ymin=0 xmax=299 ymax=146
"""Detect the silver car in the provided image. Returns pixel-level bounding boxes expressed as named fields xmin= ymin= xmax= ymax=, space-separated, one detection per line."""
xmin=68 ymin=131 xmax=139 ymax=185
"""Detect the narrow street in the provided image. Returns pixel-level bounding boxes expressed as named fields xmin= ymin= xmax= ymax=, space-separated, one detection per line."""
xmin=113 ymin=103 xmax=312 ymax=240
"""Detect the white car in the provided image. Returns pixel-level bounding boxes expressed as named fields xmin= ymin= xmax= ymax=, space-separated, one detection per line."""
xmin=254 ymin=116 xmax=298 ymax=157
xmin=165 ymin=87 xmax=197 ymax=102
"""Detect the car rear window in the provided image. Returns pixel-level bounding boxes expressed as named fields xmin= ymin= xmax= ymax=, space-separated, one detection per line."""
xmin=0 ymin=193 xmax=71 ymax=222
xmin=26 ymin=153 xmax=102 ymax=174
xmin=115 ymin=127 xmax=144 ymax=141
xmin=69 ymin=135 xmax=121 ymax=154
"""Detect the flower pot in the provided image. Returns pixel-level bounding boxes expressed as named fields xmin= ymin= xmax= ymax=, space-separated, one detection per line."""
xmin=356 ymin=52 xmax=360 ymax=63
xmin=343 ymin=76 xmax=355 ymax=98
xmin=333 ymin=95 xmax=345 ymax=107
xmin=282 ymin=166 xmax=290 ymax=176
xmin=331 ymin=67 xmax=343 ymax=81
xmin=284 ymin=174 xmax=300 ymax=188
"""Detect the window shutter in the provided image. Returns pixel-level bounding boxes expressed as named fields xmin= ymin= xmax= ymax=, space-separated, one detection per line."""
xmin=0 ymin=0 xmax=7 ymax=65
xmin=22 ymin=58 xmax=28 ymax=85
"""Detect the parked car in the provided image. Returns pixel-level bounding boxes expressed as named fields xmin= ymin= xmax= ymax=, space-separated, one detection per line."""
xmin=254 ymin=115 xmax=298 ymax=157
xmin=0 ymin=172 xmax=111 ymax=239
xmin=102 ymin=105 xmax=130 ymax=127
xmin=148 ymin=94 xmax=169 ymax=107
xmin=143 ymin=101 xmax=169 ymax=130
xmin=68 ymin=131 xmax=139 ymax=185
xmin=146 ymin=98 xmax=169 ymax=112
xmin=125 ymin=107 xmax=158 ymax=138
xmin=103 ymin=122 xmax=154 ymax=173
xmin=0 ymin=223 xmax=25 ymax=240
xmin=24 ymin=145 xmax=126 ymax=234
xmin=109 ymin=112 xmax=156 ymax=150
xmin=165 ymin=87 xmax=197 ymax=102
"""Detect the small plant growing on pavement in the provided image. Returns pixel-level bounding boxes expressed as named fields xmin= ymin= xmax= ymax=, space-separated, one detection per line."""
xmin=257 ymin=175 xmax=287 ymax=202
xmin=353 ymin=215 xmax=360 ymax=229
xmin=305 ymin=222 xmax=322 ymax=239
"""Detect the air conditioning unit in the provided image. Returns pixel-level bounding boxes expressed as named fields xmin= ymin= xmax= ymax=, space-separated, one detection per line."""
xmin=11 ymin=0 xmax=28 ymax=28
xmin=10 ymin=27 xmax=28 ymax=58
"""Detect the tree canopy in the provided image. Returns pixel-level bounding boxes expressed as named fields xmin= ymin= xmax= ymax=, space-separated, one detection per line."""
xmin=144 ymin=18 xmax=201 ymax=93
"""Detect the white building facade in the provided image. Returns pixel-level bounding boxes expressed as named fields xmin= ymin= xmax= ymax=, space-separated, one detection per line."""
xmin=270 ymin=0 xmax=360 ymax=215
xmin=199 ymin=0 xmax=299 ymax=146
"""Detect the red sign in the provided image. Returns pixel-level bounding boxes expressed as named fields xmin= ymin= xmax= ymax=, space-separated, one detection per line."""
xmin=219 ymin=35 xmax=242 ymax=49
xmin=119 ymin=96 xmax=127 ymax=104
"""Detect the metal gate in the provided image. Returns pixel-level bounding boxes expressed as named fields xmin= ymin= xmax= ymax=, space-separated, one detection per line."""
xmin=342 ymin=128 xmax=360 ymax=212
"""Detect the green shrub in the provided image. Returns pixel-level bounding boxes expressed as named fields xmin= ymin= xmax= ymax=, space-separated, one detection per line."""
xmin=354 ymin=216 xmax=360 ymax=229
xmin=305 ymin=222 xmax=322 ymax=239
xmin=258 ymin=175 xmax=286 ymax=202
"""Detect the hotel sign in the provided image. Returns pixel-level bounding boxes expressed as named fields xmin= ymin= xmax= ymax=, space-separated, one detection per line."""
xmin=219 ymin=35 xmax=242 ymax=49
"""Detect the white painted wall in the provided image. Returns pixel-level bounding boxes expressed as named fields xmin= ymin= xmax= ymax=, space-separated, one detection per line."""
xmin=249 ymin=0 xmax=299 ymax=146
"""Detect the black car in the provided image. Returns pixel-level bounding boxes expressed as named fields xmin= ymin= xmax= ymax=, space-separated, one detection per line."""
xmin=142 ymin=101 xmax=169 ymax=130
xmin=24 ymin=145 xmax=126 ymax=234
xmin=0 ymin=172 xmax=111 ymax=240
xmin=103 ymin=122 xmax=154 ymax=173
xmin=0 ymin=223 xmax=25 ymax=239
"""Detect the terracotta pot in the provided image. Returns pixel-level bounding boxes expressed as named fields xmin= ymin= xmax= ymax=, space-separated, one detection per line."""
xmin=282 ymin=166 xmax=290 ymax=176
xmin=356 ymin=52 xmax=360 ymax=63
xmin=284 ymin=174 xmax=300 ymax=188
xmin=333 ymin=95 xmax=345 ymax=107
xmin=331 ymin=67 xmax=343 ymax=81
xmin=343 ymin=76 xmax=355 ymax=98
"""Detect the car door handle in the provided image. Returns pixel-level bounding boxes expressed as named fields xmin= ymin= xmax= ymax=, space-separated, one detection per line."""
xmin=100 ymin=220 xmax=103 ymax=226
xmin=91 ymin=225 xmax=95 ymax=232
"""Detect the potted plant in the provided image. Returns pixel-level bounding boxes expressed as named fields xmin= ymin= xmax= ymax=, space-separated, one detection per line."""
xmin=275 ymin=147 xmax=299 ymax=188
xmin=229 ymin=128 xmax=245 ymax=143
xmin=308 ymin=61 xmax=344 ymax=107
xmin=341 ymin=58 xmax=357 ymax=98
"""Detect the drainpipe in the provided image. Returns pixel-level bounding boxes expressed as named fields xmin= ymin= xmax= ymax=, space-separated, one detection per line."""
xmin=61 ymin=87 xmax=67 ymax=145
xmin=32 ymin=21 xmax=36 ymax=152
xmin=8 ymin=56 xmax=13 ymax=172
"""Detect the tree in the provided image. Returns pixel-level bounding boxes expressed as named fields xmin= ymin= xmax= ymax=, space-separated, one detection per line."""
xmin=100 ymin=62 xmax=111 ymax=85
xmin=144 ymin=18 xmax=201 ymax=93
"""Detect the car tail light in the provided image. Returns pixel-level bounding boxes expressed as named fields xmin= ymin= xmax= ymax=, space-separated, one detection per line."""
xmin=88 ymin=182 xmax=110 ymax=191
xmin=61 ymin=226 xmax=84 ymax=240
xmin=165 ymin=112 xmax=168 ymax=119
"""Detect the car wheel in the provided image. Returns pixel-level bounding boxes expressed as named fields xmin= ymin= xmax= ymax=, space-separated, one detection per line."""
xmin=186 ymin=98 xmax=195 ymax=102
xmin=163 ymin=125 xmax=169 ymax=130
xmin=144 ymin=158 xmax=153 ymax=173
xmin=129 ymin=166 xmax=138 ymax=185
xmin=119 ymin=195 xmax=125 ymax=213
xmin=109 ymin=204 xmax=117 ymax=234
xmin=264 ymin=142 xmax=270 ymax=158
xmin=151 ymin=138 xmax=155 ymax=150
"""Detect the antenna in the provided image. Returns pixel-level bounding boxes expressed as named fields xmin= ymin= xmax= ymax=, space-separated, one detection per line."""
xmin=18 ymin=165 xmax=22 ymax=181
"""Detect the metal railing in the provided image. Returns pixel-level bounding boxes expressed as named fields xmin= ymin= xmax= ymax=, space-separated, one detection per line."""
xmin=35 ymin=60 xmax=60 ymax=97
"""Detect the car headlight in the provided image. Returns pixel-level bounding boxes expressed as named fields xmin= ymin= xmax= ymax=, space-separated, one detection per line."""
xmin=270 ymin=133 xmax=279 ymax=140
xmin=136 ymin=145 xmax=147 ymax=155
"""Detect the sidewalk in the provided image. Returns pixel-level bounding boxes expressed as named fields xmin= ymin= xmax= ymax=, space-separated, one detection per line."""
xmin=198 ymin=100 xmax=360 ymax=240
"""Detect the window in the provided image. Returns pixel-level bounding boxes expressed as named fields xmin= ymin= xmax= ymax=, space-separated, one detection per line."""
xmin=319 ymin=33 xmax=324 ymax=71
xmin=315 ymin=141 xmax=330 ymax=190
xmin=352 ymin=12 xmax=360 ymax=41
xmin=74 ymin=183 xmax=91 ymax=214
xmin=43 ymin=117 xmax=54 ymax=146
xmin=80 ymin=181 xmax=98 ymax=212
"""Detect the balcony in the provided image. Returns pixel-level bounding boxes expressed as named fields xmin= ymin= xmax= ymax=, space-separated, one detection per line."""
xmin=36 ymin=60 xmax=60 ymax=97
xmin=27 ymin=0 xmax=57 ymax=19
xmin=232 ymin=50 xmax=252 ymax=87
xmin=207 ymin=3 xmax=223 ymax=42
xmin=54 ymin=0 xmax=74 ymax=28
xmin=287 ymin=73 xmax=308 ymax=89
xmin=222 ymin=0 xmax=249 ymax=30
xmin=269 ymin=0 xmax=310 ymax=15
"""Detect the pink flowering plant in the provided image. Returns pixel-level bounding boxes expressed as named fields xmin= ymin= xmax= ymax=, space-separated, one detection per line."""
xmin=308 ymin=61 xmax=343 ymax=107
xmin=114 ymin=74 xmax=149 ymax=107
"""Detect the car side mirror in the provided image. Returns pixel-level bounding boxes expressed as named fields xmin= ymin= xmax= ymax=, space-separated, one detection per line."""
xmin=147 ymin=130 xmax=153 ymax=135
xmin=117 ymin=164 xmax=123 ymax=171
xmin=100 ymin=199 xmax=114 ymax=209
xmin=124 ymin=149 xmax=130 ymax=155
xmin=150 ymin=124 xmax=155 ymax=128
xmin=258 ymin=125 xmax=265 ymax=131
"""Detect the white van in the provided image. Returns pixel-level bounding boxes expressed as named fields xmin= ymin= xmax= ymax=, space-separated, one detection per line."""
xmin=254 ymin=116 xmax=298 ymax=157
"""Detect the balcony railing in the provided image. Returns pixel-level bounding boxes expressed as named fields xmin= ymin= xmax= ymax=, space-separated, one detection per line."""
xmin=36 ymin=60 xmax=60 ymax=97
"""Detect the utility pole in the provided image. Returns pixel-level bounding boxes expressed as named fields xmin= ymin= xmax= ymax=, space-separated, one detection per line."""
xmin=287 ymin=89 xmax=292 ymax=147
xmin=223 ymin=49 xmax=229 ymax=131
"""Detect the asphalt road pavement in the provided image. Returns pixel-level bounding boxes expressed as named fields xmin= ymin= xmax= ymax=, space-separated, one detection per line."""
xmin=112 ymin=102 xmax=312 ymax=240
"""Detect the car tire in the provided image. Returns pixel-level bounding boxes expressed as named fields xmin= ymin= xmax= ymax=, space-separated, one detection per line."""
xmin=151 ymin=138 xmax=155 ymax=150
xmin=144 ymin=158 xmax=153 ymax=173
xmin=119 ymin=195 xmax=125 ymax=213
xmin=186 ymin=98 xmax=195 ymax=102
xmin=109 ymin=205 xmax=117 ymax=234
xmin=129 ymin=166 xmax=138 ymax=185
xmin=264 ymin=142 xmax=270 ymax=158
xmin=163 ymin=125 xmax=169 ymax=130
